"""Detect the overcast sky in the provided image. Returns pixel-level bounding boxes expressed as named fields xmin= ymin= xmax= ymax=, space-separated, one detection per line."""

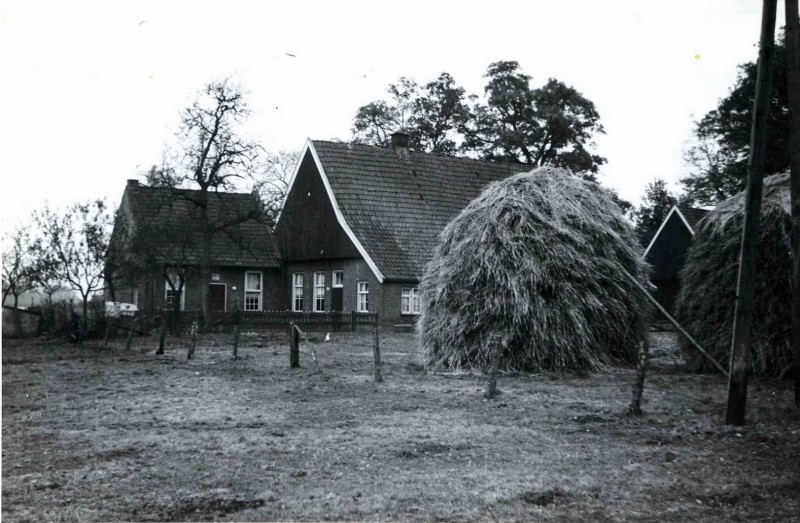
xmin=0 ymin=1 xmax=785 ymax=229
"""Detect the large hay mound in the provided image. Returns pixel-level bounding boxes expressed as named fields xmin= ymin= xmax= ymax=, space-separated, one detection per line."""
xmin=675 ymin=172 xmax=791 ymax=376
xmin=417 ymin=167 xmax=650 ymax=373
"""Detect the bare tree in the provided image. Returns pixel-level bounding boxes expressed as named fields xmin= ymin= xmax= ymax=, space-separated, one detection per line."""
xmin=169 ymin=79 xmax=263 ymax=327
xmin=34 ymin=200 xmax=112 ymax=333
xmin=2 ymin=226 xmax=37 ymax=334
xmin=251 ymin=150 xmax=299 ymax=227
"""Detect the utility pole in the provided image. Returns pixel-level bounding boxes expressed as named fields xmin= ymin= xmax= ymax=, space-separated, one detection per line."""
xmin=726 ymin=0 xmax=778 ymax=426
xmin=785 ymin=0 xmax=800 ymax=407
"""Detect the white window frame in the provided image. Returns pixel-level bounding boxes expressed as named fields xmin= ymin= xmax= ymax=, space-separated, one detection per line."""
xmin=332 ymin=270 xmax=344 ymax=288
xmin=313 ymin=272 xmax=326 ymax=312
xmin=164 ymin=273 xmax=185 ymax=311
xmin=244 ymin=271 xmax=263 ymax=312
xmin=292 ymin=273 xmax=304 ymax=312
xmin=401 ymin=287 xmax=421 ymax=315
xmin=357 ymin=281 xmax=369 ymax=313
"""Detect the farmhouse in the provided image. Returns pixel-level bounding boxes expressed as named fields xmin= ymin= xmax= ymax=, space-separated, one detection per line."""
xmin=106 ymin=180 xmax=282 ymax=316
xmin=643 ymin=205 xmax=708 ymax=314
xmin=274 ymin=133 xmax=525 ymax=326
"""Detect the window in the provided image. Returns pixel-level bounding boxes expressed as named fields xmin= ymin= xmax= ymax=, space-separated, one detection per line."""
xmin=401 ymin=288 xmax=421 ymax=315
xmin=164 ymin=273 xmax=185 ymax=311
xmin=292 ymin=273 xmax=304 ymax=312
xmin=332 ymin=270 xmax=344 ymax=288
xmin=244 ymin=271 xmax=262 ymax=311
xmin=132 ymin=286 xmax=139 ymax=306
xmin=314 ymin=272 xmax=325 ymax=312
xmin=357 ymin=281 xmax=369 ymax=312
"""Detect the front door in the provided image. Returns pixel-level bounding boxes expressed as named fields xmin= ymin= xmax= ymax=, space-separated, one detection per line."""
xmin=331 ymin=287 xmax=343 ymax=312
xmin=209 ymin=284 xmax=226 ymax=313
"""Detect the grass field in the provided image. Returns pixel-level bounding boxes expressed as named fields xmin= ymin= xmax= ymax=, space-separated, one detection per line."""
xmin=2 ymin=331 xmax=799 ymax=522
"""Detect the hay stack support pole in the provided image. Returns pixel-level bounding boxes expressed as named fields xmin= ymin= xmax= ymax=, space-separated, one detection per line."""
xmin=785 ymin=0 xmax=800 ymax=407
xmin=727 ymin=0 xmax=777 ymax=426
xmin=484 ymin=335 xmax=501 ymax=399
xmin=622 ymin=269 xmax=727 ymax=375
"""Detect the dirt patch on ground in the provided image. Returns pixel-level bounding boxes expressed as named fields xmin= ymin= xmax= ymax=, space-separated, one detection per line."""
xmin=2 ymin=331 xmax=798 ymax=521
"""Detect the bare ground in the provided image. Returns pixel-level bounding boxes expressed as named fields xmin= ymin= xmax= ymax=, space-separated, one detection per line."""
xmin=2 ymin=331 xmax=798 ymax=522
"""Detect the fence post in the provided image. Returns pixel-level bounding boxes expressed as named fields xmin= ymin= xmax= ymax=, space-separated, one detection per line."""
xmin=629 ymin=337 xmax=651 ymax=415
xmin=187 ymin=321 xmax=198 ymax=360
xmin=373 ymin=318 xmax=383 ymax=383
xmin=126 ymin=316 xmax=138 ymax=351
xmin=157 ymin=310 xmax=167 ymax=355
xmin=484 ymin=335 xmax=501 ymax=399
xmin=103 ymin=316 xmax=111 ymax=349
xmin=350 ymin=311 xmax=355 ymax=332
xmin=233 ymin=325 xmax=240 ymax=360
xmin=289 ymin=322 xmax=300 ymax=368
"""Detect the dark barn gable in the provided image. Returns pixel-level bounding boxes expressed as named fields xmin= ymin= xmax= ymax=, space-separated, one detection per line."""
xmin=643 ymin=205 xmax=708 ymax=314
xmin=275 ymin=136 xmax=525 ymax=326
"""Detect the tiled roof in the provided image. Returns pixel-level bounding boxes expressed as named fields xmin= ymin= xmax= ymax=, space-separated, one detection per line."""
xmin=126 ymin=184 xmax=280 ymax=268
xmin=677 ymin=206 xmax=710 ymax=231
xmin=312 ymin=141 xmax=526 ymax=281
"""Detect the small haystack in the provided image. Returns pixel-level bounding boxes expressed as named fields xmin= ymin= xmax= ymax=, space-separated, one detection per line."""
xmin=675 ymin=172 xmax=791 ymax=376
xmin=417 ymin=166 xmax=650 ymax=373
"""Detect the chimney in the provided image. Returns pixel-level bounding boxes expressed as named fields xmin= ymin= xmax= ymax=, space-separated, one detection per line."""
xmin=127 ymin=179 xmax=139 ymax=188
xmin=390 ymin=131 xmax=410 ymax=157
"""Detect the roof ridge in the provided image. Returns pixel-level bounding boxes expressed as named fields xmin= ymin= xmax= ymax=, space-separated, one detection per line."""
xmin=136 ymin=185 xmax=257 ymax=198
xmin=310 ymin=139 xmax=526 ymax=169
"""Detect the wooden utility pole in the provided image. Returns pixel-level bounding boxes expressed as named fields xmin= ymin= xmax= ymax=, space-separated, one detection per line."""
xmin=785 ymin=0 xmax=800 ymax=407
xmin=726 ymin=0 xmax=778 ymax=426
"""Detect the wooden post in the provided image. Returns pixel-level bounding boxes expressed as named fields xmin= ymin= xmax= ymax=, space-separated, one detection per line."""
xmin=157 ymin=311 xmax=167 ymax=355
xmin=373 ymin=321 xmax=383 ymax=383
xmin=726 ymin=0 xmax=778 ymax=426
xmin=484 ymin=337 xmax=501 ymax=399
xmin=289 ymin=322 xmax=300 ymax=368
xmin=622 ymin=268 xmax=727 ymax=374
xmin=233 ymin=325 xmax=240 ymax=361
xmin=126 ymin=316 xmax=138 ymax=351
xmin=629 ymin=337 xmax=651 ymax=415
xmin=784 ymin=0 xmax=800 ymax=407
xmin=103 ymin=317 xmax=111 ymax=349
xmin=187 ymin=321 xmax=198 ymax=360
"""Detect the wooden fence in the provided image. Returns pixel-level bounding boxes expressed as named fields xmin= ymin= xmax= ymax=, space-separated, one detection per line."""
xmin=215 ymin=310 xmax=379 ymax=333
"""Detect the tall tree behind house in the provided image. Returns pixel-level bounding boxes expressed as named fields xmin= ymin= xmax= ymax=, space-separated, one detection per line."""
xmin=682 ymin=31 xmax=790 ymax=206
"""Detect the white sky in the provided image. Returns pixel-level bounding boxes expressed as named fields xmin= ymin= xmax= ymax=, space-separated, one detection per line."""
xmin=0 ymin=1 xmax=785 ymax=229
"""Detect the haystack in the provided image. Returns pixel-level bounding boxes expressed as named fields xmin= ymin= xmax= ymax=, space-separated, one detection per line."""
xmin=675 ymin=172 xmax=791 ymax=376
xmin=417 ymin=166 xmax=650 ymax=373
